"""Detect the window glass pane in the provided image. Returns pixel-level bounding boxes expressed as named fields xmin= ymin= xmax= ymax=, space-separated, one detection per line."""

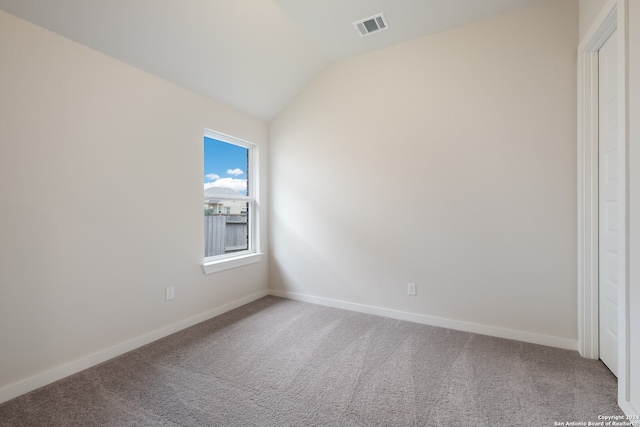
xmin=204 ymin=137 xmax=250 ymax=258
xmin=204 ymin=137 xmax=248 ymax=196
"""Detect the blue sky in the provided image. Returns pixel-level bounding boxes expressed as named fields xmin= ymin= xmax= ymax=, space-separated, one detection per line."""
xmin=204 ymin=137 xmax=248 ymax=195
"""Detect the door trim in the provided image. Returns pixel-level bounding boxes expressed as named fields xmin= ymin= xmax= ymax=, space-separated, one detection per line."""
xmin=577 ymin=0 xmax=630 ymax=413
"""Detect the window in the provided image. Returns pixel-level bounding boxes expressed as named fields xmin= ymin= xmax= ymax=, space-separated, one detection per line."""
xmin=203 ymin=130 xmax=260 ymax=274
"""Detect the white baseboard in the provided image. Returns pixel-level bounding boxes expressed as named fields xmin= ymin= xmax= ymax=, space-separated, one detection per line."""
xmin=269 ymin=289 xmax=577 ymax=351
xmin=0 ymin=289 xmax=269 ymax=405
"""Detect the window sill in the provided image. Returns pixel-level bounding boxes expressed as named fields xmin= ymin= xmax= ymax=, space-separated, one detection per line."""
xmin=202 ymin=252 xmax=262 ymax=275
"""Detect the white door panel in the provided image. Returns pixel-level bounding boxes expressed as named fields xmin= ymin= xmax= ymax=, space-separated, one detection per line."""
xmin=599 ymin=29 xmax=618 ymax=377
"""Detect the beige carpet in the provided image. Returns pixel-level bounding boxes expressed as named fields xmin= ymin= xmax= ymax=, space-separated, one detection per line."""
xmin=0 ymin=296 xmax=622 ymax=426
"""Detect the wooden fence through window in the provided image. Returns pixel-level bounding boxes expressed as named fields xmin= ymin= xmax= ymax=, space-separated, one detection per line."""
xmin=204 ymin=215 xmax=248 ymax=257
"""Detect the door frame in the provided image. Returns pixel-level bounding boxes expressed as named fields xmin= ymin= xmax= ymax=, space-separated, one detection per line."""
xmin=577 ymin=0 xmax=630 ymax=413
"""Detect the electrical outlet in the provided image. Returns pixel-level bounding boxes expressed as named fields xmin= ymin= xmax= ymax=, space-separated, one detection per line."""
xmin=165 ymin=286 xmax=175 ymax=301
xmin=407 ymin=283 xmax=416 ymax=296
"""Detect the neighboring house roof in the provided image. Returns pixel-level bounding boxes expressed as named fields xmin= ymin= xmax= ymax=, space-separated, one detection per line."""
xmin=205 ymin=187 xmax=248 ymax=205
xmin=204 ymin=187 xmax=243 ymax=199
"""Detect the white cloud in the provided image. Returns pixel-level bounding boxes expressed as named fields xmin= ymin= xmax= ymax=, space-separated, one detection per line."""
xmin=204 ymin=178 xmax=247 ymax=193
xmin=205 ymin=173 xmax=220 ymax=181
xmin=227 ymin=168 xmax=244 ymax=176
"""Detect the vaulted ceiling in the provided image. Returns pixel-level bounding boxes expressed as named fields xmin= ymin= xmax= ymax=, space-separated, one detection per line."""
xmin=0 ymin=0 xmax=542 ymax=120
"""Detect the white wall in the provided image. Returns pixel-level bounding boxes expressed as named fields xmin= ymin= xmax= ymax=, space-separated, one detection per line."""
xmin=0 ymin=10 xmax=268 ymax=401
xmin=579 ymin=0 xmax=610 ymax=39
xmin=270 ymin=0 xmax=578 ymax=343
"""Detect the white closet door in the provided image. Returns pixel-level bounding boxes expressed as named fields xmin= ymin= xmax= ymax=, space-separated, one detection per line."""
xmin=598 ymin=29 xmax=618 ymax=377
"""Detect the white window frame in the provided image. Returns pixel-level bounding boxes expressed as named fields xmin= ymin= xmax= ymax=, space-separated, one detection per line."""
xmin=203 ymin=129 xmax=261 ymax=274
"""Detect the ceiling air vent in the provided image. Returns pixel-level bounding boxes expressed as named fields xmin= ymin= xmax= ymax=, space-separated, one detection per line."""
xmin=353 ymin=13 xmax=388 ymax=37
